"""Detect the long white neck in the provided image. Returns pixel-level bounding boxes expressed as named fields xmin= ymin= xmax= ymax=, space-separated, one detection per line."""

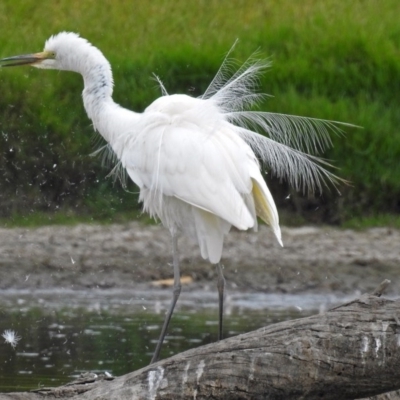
xmin=82 ymin=60 xmax=114 ymax=124
xmin=61 ymin=39 xmax=137 ymax=147
xmin=78 ymin=49 xmax=117 ymax=136
xmin=40 ymin=33 xmax=140 ymax=156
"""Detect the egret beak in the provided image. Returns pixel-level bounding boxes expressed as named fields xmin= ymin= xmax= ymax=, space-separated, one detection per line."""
xmin=0 ymin=52 xmax=52 ymax=67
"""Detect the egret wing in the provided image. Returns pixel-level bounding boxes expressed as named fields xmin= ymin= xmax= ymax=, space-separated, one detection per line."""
xmin=121 ymin=109 xmax=258 ymax=231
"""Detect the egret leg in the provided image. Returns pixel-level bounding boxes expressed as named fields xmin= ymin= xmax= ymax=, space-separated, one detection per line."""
xmin=150 ymin=234 xmax=181 ymax=364
xmin=216 ymin=263 xmax=225 ymax=341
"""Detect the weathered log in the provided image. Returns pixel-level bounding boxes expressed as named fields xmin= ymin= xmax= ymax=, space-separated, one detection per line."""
xmin=2 ymin=282 xmax=400 ymax=400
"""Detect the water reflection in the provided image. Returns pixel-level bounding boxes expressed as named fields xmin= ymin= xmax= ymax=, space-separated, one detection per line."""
xmin=0 ymin=289 xmax=349 ymax=392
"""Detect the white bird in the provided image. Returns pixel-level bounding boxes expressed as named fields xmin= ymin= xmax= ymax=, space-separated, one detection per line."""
xmin=0 ymin=32 xmax=345 ymax=363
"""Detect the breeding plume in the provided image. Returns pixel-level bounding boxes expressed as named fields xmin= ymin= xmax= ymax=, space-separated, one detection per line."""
xmin=0 ymin=32 xmax=344 ymax=363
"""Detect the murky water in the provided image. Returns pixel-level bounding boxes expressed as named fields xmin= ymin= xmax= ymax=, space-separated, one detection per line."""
xmin=0 ymin=288 xmax=351 ymax=392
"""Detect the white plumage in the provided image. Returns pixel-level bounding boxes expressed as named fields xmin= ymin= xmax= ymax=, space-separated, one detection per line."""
xmin=0 ymin=32 xmax=345 ymax=362
xmin=123 ymin=94 xmax=282 ymax=263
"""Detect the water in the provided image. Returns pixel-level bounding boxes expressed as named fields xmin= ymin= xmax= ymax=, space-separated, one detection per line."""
xmin=0 ymin=288 xmax=350 ymax=393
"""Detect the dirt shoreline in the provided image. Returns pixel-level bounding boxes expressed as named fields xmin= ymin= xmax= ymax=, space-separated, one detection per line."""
xmin=0 ymin=222 xmax=398 ymax=295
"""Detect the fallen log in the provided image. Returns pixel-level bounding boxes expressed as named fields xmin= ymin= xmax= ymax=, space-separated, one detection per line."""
xmin=2 ymin=280 xmax=400 ymax=400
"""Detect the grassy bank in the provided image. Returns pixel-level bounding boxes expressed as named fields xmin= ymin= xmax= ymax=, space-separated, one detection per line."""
xmin=0 ymin=0 xmax=399 ymax=226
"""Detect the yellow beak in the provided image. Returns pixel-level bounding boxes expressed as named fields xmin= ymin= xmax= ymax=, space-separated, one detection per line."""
xmin=0 ymin=51 xmax=51 ymax=67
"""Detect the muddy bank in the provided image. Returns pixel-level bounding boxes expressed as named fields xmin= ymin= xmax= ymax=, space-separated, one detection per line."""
xmin=0 ymin=222 xmax=399 ymax=295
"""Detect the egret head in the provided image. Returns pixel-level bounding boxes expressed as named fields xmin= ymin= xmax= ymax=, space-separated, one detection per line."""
xmin=0 ymin=32 xmax=103 ymax=73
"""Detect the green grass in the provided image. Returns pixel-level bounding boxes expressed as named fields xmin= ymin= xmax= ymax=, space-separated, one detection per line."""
xmin=0 ymin=209 xmax=155 ymax=228
xmin=0 ymin=0 xmax=399 ymax=227
xmin=343 ymin=214 xmax=400 ymax=230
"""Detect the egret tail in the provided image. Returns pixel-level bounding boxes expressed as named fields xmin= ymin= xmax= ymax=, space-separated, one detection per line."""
xmin=251 ymin=178 xmax=283 ymax=247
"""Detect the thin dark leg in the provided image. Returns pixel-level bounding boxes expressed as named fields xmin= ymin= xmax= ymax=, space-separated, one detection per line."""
xmin=216 ymin=263 xmax=225 ymax=341
xmin=150 ymin=234 xmax=181 ymax=364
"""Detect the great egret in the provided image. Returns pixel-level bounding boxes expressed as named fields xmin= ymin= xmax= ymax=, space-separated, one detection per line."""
xmin=0 ymin=32 xmax=345 ymax=363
